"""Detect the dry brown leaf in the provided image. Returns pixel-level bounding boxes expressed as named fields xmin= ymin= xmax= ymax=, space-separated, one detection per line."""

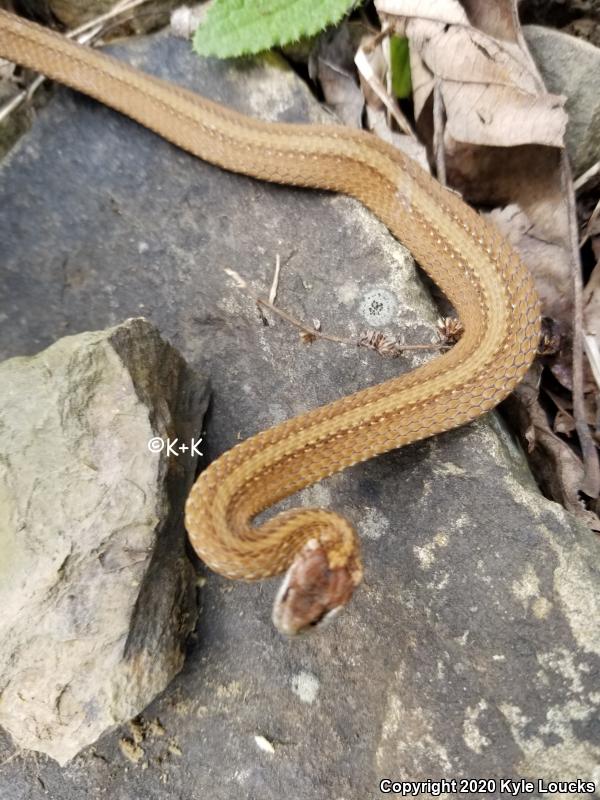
xmin=374 ymin=1 xmax=572 ymax=333
xmin=375 ymin=0 xmax=576 ymax=374
xmin=554 ymin=408 xmax=576 ymax=437
xmin=407 ymin=20 xmax=566 ymax=147
xmin=376 ymin=0 xmax=469 ymax=26
xmin=377 ymin=0 xmax=567 ymax=143
xmin=374 ymin=0 xmax=600 ymax=503
xmin=583 ymin=258 xmax=600 ymax=338
xmin=505 ymin=368 xmax=600 ymax=530
xmin=546 ymin=386 xmax=598 ymax=432
xmin=544 ymin=388 xmax=576 ymax=436
xmin=582 ymin=259 xmax=600 ymax=394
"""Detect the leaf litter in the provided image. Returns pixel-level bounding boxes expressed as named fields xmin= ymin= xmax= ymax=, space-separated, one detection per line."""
xmin=187 ymin=0 xmax=600 ymax=527
xmin=367 ymin=0 xmax=600 ymax=524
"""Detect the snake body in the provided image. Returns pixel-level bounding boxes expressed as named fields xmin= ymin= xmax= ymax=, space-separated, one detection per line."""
xmin=0 ymin=11 xmax=540 ymax=634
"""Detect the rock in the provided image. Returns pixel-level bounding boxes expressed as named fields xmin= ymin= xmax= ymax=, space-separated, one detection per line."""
xmin=0 ymin=28 xmax=599 ymax=796
xmin=0 ymin=318 xmax=208 ymax=765
xmin=524 ymin=24 xmax=600 ymax=175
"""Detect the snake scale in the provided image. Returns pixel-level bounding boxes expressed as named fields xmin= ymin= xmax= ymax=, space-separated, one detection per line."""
xmin=0 ymin=10 xmax=540 ymax=634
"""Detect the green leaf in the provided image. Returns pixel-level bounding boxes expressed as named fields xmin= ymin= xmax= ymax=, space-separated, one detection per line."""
xmin=193 ymin=0 xmax=358 ymax=59
xmin=389 ymin=35 xmax=412 ymax=99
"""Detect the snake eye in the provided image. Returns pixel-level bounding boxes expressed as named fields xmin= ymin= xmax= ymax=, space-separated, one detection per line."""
xmin=271 ymin=539 xmax=358 ymax=636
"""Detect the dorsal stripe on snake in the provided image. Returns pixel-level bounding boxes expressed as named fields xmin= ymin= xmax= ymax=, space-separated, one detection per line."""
xmin=0 ymin=10 xmax=540 ymax=588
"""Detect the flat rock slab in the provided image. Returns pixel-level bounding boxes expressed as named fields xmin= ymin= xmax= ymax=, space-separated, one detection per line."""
xmin=0 ymin=30 xmax=599 ymax=796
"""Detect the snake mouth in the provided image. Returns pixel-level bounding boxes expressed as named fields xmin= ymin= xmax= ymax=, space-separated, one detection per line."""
xmin=306 ymin=605 xmax=344 ymax=632
xmin=285 ymin=606 xmax=345 ymax=637
xmin=271 ymin=539 xmax=360 ymax=636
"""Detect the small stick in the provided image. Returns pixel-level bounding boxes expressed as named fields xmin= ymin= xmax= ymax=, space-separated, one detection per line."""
xmin=224 ymin=267 xmax=448 ymax=354
xmin=355 ymin=43 xmax=416 ymax=140
xmin=268 ymin=253 xmax=281 ymax=304
xmin=433 ymin=80 xmax=447 ymax=186
xmin=574 ymin=159 xmax=600 ymax=193
xmin=563 ymin=153 xmax=600 ymax=497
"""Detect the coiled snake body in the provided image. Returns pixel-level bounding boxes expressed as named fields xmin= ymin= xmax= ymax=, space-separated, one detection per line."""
xmin=0 ymin=10 xmax=540 ymax=635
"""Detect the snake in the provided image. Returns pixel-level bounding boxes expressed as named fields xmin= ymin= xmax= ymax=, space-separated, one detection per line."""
xmin=0 ymin=10 xmax=540 ymax=635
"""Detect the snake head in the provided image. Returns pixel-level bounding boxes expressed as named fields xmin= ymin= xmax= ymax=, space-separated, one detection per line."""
xmin=272 ymin=538 xmax=363 ymax=636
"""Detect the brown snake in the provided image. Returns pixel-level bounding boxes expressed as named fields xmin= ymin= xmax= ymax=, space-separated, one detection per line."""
xmin=0 ymin=10 xmax=540 ymax=635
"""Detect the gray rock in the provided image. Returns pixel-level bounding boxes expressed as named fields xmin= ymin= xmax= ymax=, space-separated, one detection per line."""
xmin=0 ymin=29 xmax=599 ymax=797
xmin=524 ymin=24 xmax=600 ymax=175
xmin=0 ymin=318 xmax=208 ymax=765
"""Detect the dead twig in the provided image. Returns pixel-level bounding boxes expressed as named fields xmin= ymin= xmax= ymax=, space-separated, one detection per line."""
xmin=563 ymin=153 xmax=600 ymax=497
xmin=433 ymin=79 xmax=447 ymax=186
xmin=268 ymin=253 xmax=281 ymax=305
xmin=224 ymin=267 xmax=448 ymax=356
xmin=574 ymin=159 xmax=600 ymax=193
xmin=0 ymin=746 xmax=23 ymax=768
xmin=355 ymin=36 xmax=416 ymax=140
